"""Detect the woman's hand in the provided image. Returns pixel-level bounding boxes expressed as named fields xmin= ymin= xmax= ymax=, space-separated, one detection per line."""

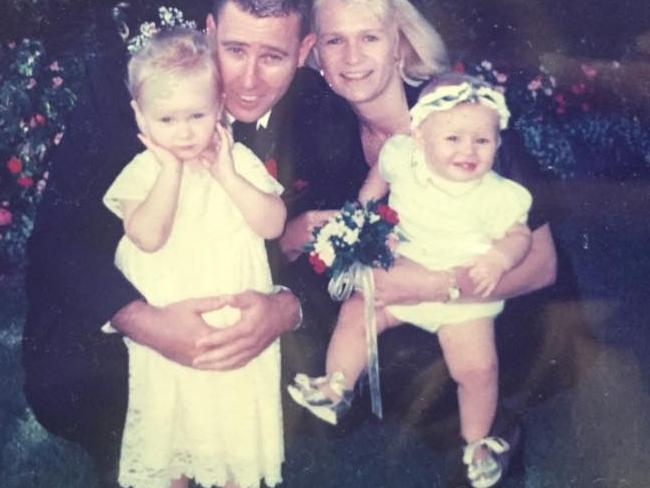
xmin=373 ymin=257 xmax=451 ymax=306
xmin=279 ymin=209 xmax=339 ymax=261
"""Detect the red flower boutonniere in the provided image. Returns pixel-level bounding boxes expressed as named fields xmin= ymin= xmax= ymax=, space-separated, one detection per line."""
xmin=264 ymin=158 xmax=278 ymax=179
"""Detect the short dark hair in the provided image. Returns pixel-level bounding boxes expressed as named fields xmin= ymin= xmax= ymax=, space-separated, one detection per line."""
xmin=212 ymin=0 xmax=312 ymax=38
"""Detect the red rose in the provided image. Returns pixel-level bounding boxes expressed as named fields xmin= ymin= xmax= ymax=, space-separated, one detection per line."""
xmin=0 ymin=208 xmax=12 ymax=226
xmin=377 ymin=204 xmax=399 ymax=225
xmin=6 ymin=157 xmax=22 ymax=174
xmin=17 ymin=176 xmax=34 ymax=188
xmin=32 ymin=113 xmax=47 ymax=127
xmin=308 ymin=252 xmax=327 ymax=274
xmin=452 ymin=61 xmax=465 ymax=74
xmin=264 ymin=158 xmax=278 ymax=179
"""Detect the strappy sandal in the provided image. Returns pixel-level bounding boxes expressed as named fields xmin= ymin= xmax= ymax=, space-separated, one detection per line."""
xmin=462 ymin=436 xmax=510 ymax=488
xmin=287 ymin=371 xmax=354 ymax=425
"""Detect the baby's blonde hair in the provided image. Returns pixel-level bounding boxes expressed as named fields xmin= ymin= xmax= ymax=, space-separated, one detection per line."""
xmin=127 ymin=28 xmax=220 ymax=102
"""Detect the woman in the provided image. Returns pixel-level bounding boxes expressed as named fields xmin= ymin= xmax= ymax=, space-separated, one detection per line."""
xmin=279 ymin=0 xmax=557 ymax=486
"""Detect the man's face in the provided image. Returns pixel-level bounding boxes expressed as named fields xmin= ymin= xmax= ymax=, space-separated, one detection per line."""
xmin=207 ymin=2 xmax=316 ymax=123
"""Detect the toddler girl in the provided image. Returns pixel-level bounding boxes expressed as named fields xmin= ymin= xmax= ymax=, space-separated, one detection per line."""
xmin=103 ymin=28 xmax=286 ymax=488
xmin=288 ymin=75 xmax=532 ymax=488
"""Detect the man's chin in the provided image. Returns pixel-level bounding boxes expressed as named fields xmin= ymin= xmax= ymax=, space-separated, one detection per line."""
xmin=227 ymin=102 xmax=272 ymax=124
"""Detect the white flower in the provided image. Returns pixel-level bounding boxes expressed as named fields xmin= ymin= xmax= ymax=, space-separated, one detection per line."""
xmin=481 ymin=60 xmax=493 ymax=70
xmin=342 ymin=227 xmax=360 ymax=245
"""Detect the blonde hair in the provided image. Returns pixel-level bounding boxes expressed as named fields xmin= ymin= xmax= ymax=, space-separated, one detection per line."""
xmin=312 ymin=0 xmax=449 ymax=84
xmin=127 ymin=28 xmax=220 ymax=102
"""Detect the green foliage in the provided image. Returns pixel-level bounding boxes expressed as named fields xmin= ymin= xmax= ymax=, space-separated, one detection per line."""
xmin=0 ymin=39 xmax=82 ymax=269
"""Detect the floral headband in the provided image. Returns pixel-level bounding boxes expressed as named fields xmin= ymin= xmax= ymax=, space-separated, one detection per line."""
xmin=127 ymin=6 xmax=197 ymax=54
xmin=410 ymin=81 xmax=511 ymax=130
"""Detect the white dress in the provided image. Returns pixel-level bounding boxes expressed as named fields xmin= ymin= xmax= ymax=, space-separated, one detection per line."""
xmin=379 ymin=135 xmax=532 ymax=332
xmin=103 ymin=144 xmax=284 ymax=488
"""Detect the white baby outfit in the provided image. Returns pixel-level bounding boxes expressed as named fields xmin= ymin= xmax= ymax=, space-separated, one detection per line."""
xmin=103 ymin=143 xmax=284 ymax=488
xmin=380 ymin=135 xmax=532 ymax=332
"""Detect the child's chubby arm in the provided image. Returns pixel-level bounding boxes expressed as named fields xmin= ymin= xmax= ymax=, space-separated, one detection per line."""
xmin=468 ymin=222 xmax=533 ymax=297
xmin=121 ymin=134 xmax=183 ymax=252
xmin=358 ymin=163 xmax=389 ymax=204
xmin=203 ymin=123 xmax=286 ymax=239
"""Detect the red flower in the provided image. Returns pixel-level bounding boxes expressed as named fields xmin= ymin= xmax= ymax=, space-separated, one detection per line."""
xmin=30 ymin=113 xmax=46 ymax=127
xmin=264 ymin=158 xmax=278 ymax=179
xmin=17 ymin=176 xmax=34 ymax=188
xmin=452 ymin=61 xmax=465 ymax=74
xmin=377 ymin=204 xmax=399 ymax=225
xmin=0 ymin=208 xmax=12 ymax=226
xmin=6 ymin=157 xmax=22 ymax=174
xmin=308 ymin=252 xmax=327 ymax=274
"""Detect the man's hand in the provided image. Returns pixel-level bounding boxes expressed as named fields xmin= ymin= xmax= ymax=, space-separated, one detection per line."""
xmin=193 ymin=288 xmax=300 ymax=370
xmin=279 ymin=210 xmax=338 ymax=261
xmin=111 ymin=297 xmax=227 ymax=366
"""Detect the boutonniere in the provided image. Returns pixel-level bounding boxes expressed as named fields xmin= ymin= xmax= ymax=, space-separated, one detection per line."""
xmin=264 ymin=158 xmax=278 ymax=179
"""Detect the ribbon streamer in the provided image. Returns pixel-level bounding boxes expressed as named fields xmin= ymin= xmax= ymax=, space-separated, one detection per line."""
xmin=328 ymin=263 xmax=383 ymax=419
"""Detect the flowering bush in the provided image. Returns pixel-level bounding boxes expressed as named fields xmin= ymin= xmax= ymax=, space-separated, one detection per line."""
xmin=0 ymin=39 xmax=80 ymax=269
xmin=306 ymin=200 xmax=401 ymax=279
xmin=455 ymin=59 xmax=650 ymax=178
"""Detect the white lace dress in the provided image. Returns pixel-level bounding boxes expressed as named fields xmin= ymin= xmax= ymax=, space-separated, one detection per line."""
xmin=103 ymin=144 xmax=284 ymax=488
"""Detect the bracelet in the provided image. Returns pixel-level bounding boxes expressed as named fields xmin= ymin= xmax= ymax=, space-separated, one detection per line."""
xmin=270 ymin=285 xmax=303 ymax=331
xmin=443 ymin=270 xmax=461 ymax=303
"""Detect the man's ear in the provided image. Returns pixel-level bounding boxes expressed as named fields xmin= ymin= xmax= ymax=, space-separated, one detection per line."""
xmin=297 ymin=33 xmax=317 ymax=67
xmin=205 ymin=14 xmax=217 ymax=36
xmin=131 ymin=100 xmax=147 ymax=136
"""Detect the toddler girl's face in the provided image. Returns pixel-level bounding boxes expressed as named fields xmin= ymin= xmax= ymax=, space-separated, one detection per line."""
xmin=134 ymin=69 xmax=220 ymax=162
xmin=415 ymin=103 xmax=500 ymax=183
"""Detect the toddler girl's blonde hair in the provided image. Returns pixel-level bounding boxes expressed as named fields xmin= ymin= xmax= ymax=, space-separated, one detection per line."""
xmin=127 ymin=27 xmax=221 ymax=102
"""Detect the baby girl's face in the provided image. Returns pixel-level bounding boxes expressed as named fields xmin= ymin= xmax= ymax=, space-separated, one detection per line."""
xmin=134 ymin=69 xmax=221 ymax=162
xmin=415 ymin=102 xmax=500 ymax=183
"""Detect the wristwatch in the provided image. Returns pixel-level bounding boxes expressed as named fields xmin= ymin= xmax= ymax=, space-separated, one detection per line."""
xmin=443 ymin=270 xmax=461 ymax=303
xmin=270 ymin=285 xmax=303 ymax=330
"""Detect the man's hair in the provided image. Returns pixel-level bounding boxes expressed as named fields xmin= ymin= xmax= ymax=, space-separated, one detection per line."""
xmin=212 ymin=0 xmax=312 ymax=38
xmin=127 ymin=28 xmax=220 ymax=102
xmin=313 ymin=0 xmax=448 ymax=84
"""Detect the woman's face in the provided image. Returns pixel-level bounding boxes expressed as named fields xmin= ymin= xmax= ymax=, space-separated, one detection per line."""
xmin=315 ymin=0 xmax=400 ymax=106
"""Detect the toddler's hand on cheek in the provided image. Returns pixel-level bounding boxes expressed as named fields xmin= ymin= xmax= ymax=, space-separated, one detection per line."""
xmin=138 ymin=133 xmax=181 ymax=169
xmin=203 ymin=123 xmax=236 ymax=183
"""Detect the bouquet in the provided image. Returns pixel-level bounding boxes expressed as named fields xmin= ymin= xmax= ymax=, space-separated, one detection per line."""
xmin=304 ymin=200 xmax=402 ymax=419
xmin=305 ymin=200 xmax=400 ymax=285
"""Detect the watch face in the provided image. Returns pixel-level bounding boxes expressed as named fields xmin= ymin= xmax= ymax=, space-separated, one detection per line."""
xmin=449 ymin=286 xmax=461 ymax=300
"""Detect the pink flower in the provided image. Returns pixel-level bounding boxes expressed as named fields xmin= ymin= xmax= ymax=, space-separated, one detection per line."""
xmin=527 ymin=77 xmax=542 ymax=91
xmin=30 ymin=113 xmax=47 ymax=128
xmin=53 ymin=132 xmax=64 ymax=145
xmin=308 ymin=252 xmax=327 ymax=274
xmin=6 ymin=157 xmax=22 ymax=174
xmin=49 ymin=61 xmax=60 ymax=71
xmin=26 ymin=78 xmax=37 ymax=89
xmin=52 ymin=76 xmax=63 ymax=88
xmin=495 ymin=72 xmax=508 ymax=84
xmin=0 ymin=209 xmax=12 ymax=226
xmin=554 ymin=94 xmax=566 ymax=106
xmin=8 ymin=42 xmax=16 ymax=49
xmin=17 ymin=176 xmax=34 ymax=188
xmin=581 ymin=63 xmax=597 ymax=79
xmin=571 ymin=83 xmax=587 ymax=95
